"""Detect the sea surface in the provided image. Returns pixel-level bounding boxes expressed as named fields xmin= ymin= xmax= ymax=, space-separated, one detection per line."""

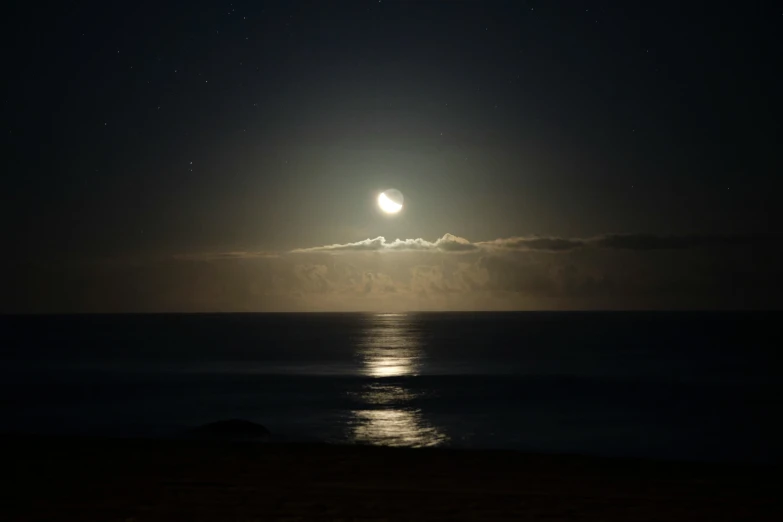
xmin=1 ymin=312 xmax=781 ymax=463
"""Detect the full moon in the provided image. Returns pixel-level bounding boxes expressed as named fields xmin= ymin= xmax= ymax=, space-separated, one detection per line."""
xmin=377 ymin=189 xmax=404 ymax=214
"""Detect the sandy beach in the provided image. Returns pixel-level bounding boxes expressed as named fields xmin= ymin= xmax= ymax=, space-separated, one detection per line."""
xmin=3 ymin=434 xmax=781 ymax=521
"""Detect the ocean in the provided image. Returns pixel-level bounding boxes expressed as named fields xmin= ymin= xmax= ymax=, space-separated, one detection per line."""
xmin=1 ymin=312 xmax=780 ymax=463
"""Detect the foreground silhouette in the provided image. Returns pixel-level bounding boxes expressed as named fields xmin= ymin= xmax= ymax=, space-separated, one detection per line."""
xmin=187 ymin=419 xmax=271 ymax=441
xmin=3 ymin=434 xmax=781 ymax=521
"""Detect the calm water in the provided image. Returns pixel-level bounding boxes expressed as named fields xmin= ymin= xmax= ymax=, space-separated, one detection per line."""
xmin=1 ymin=312 xmax=781 ymax=463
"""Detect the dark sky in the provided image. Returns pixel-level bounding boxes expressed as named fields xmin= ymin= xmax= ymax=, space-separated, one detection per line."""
xmin=3 ymin=1 xmax=782 ymax=312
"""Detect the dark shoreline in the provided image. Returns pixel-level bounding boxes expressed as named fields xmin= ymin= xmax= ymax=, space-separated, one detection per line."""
xmin=4 ymin=434 xmax=781 ymax=521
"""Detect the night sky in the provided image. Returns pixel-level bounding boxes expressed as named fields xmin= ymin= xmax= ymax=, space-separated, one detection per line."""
xmin=3 ymin=1 xmax=782 ymax=312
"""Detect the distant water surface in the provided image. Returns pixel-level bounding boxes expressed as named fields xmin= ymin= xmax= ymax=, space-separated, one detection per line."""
xmin=1 ymin=312 xmax=780 ymax=463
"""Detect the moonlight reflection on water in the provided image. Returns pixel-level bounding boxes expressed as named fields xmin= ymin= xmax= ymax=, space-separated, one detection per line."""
xmin=352 ymin=408 xmax=448 ymax=447
xmin=349 ymin=314 xmax=448 ymax=447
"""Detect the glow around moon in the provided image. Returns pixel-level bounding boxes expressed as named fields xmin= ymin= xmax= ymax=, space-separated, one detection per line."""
xmin=378 ymin=189 xmax=404 ymax=214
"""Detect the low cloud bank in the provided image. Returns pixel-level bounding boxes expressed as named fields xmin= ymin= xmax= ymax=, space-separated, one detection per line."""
xmin=292 ymin=233 xmax=476 ymax=253
xmin=295 ymin=232 xmax=777 ymax=254
xmin=5 ymin=231 xmax=780 ymax=313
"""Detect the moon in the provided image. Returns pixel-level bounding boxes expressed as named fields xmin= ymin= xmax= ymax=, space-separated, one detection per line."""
xmin=377 ymin=189 xmax=404 ymax=214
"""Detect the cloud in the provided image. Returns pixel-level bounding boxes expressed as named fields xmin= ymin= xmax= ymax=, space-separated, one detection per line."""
xmin=294 ymin=232 xmax=778 ymax=255
xmin=294 ymin=264 xmax=332 ymax=293
xmin=291 ymin=233 xmax=477 ymax=253
xmin=477 ymin=236 xmax=585 ymax=252
xmin=591 ymin=233 xmax=779 ymax=251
